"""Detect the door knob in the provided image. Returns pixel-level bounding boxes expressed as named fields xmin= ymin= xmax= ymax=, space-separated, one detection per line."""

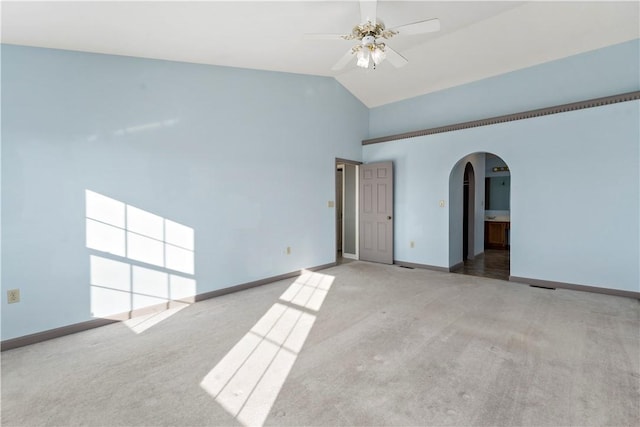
xmin=387 ymin=216 xmax=392 ymax=220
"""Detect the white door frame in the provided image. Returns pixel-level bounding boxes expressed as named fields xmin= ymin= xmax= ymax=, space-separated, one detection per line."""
xmin=342 ymin=163 xmax=359 ymax=260
xmin=336 ymin=159 xmax=361 ymax=261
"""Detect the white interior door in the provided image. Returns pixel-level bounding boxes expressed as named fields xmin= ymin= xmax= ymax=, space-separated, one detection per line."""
xmin=359 ymin=161 xmax=393 ymax=264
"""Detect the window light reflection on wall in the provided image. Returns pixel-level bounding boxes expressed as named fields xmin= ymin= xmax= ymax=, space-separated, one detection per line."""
xmin=85 ymin=190 xmax=194 ymax=274
xmin=85 ymin=190 xmax=196 ymax=328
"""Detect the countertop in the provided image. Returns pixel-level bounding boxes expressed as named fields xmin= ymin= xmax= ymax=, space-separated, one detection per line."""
xmin=485 ymin=216 xmax=510 ymax=222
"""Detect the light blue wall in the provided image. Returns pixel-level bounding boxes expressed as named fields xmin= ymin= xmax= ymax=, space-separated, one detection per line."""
xmin=1 ymin=45 xmax=367 ymax=340
xmin=3 ymin=39 xmax=639 ymax=342
xmin=369 ymin=39 xmax=640 ymax=138
xmin=364 ymin=100 xmax=639 ymax=292
xmin=365 ymin=39 xmax=639 ymax=292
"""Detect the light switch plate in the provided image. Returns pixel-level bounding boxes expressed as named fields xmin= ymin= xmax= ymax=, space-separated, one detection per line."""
xmin=328 ymin=201 xmax=335 ymax=208
xmin=439 ymin=200 xmax=445 ymax=207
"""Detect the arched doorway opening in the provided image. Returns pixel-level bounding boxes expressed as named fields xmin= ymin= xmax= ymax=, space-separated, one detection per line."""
xmin=450 ymin=153 xmax=511 ymax=281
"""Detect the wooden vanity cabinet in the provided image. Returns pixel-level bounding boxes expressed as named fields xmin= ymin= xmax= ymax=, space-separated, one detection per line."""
xmin=485 ymin=221 xmax=510 ymax=250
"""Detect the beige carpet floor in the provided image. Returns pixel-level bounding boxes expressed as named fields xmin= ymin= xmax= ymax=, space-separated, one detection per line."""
xmin=2 ymin=261 xmax=639 ymax=426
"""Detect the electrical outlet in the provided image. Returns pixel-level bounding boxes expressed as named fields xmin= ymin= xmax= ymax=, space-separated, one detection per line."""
xmin=7 ymin=289 xmax=20 ymax=304
xmin=410 ymin=241 xmax=415 ymax=248
xmin=286 ymin=246 xmax=291 ymax=255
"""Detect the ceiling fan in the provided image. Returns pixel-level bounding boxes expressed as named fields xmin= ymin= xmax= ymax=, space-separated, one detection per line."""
xmin=306 ymin=0 xmax=440 ymax=71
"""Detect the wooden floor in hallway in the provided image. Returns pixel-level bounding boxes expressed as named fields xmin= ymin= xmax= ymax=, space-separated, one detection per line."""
xmin=452 ymin=249 xmax=510 ymax=281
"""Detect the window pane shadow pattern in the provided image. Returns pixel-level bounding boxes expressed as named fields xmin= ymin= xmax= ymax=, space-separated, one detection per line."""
xmin=200 ymin=270 xmax=335 ymax=426
xmin=85 ymin=190 xmax=196 ymax=333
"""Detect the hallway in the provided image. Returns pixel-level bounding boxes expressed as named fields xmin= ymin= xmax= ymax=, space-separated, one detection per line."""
xmin=452 ymin=249 xmax=510 ymax=281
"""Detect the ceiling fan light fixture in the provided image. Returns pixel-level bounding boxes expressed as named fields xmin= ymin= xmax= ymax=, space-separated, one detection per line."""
xmin=356 ymin=48 xmax=370 ymax=68
xmin=371 ymin=45 xmax=386 ymax=65
xmin=314 ymin=1 xmax=440 ymax=72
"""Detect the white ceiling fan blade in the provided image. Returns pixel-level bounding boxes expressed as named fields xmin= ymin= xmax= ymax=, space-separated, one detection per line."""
xmin=391 ymin=18 xmax=441 ymax=36
xmin=332 ymin=49 xmax=355 ymax=71
xmin=385 ymin=46 xmax=408 ymax=68
xmin=360 ymin=0 xmax=377 ymax=24
xmin=304 ymin=33 xmax=344 ymax=41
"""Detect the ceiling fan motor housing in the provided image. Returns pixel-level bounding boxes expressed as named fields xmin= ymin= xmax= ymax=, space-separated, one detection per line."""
xmin=361 ymin=35 xmax=376 ymax=47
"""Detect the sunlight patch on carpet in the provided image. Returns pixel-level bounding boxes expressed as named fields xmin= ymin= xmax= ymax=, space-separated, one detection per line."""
xmin=200 ymin=270 xmax=334 ymax=426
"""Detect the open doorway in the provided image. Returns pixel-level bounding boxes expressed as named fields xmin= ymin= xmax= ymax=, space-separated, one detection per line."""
xmin=335 ymin=160 xmax=360 ymax=264
xmin=450 ymin=153 xmax=511 ymax=281
xmin=463 ymin=162 xmax=475 ymax=261
xmin=336 ymin=165 xmax=343 ymax=258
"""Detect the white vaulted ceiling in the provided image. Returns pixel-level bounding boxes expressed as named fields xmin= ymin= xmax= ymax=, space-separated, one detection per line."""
xmin=2 ymin=1 xmax=639 ymax=107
